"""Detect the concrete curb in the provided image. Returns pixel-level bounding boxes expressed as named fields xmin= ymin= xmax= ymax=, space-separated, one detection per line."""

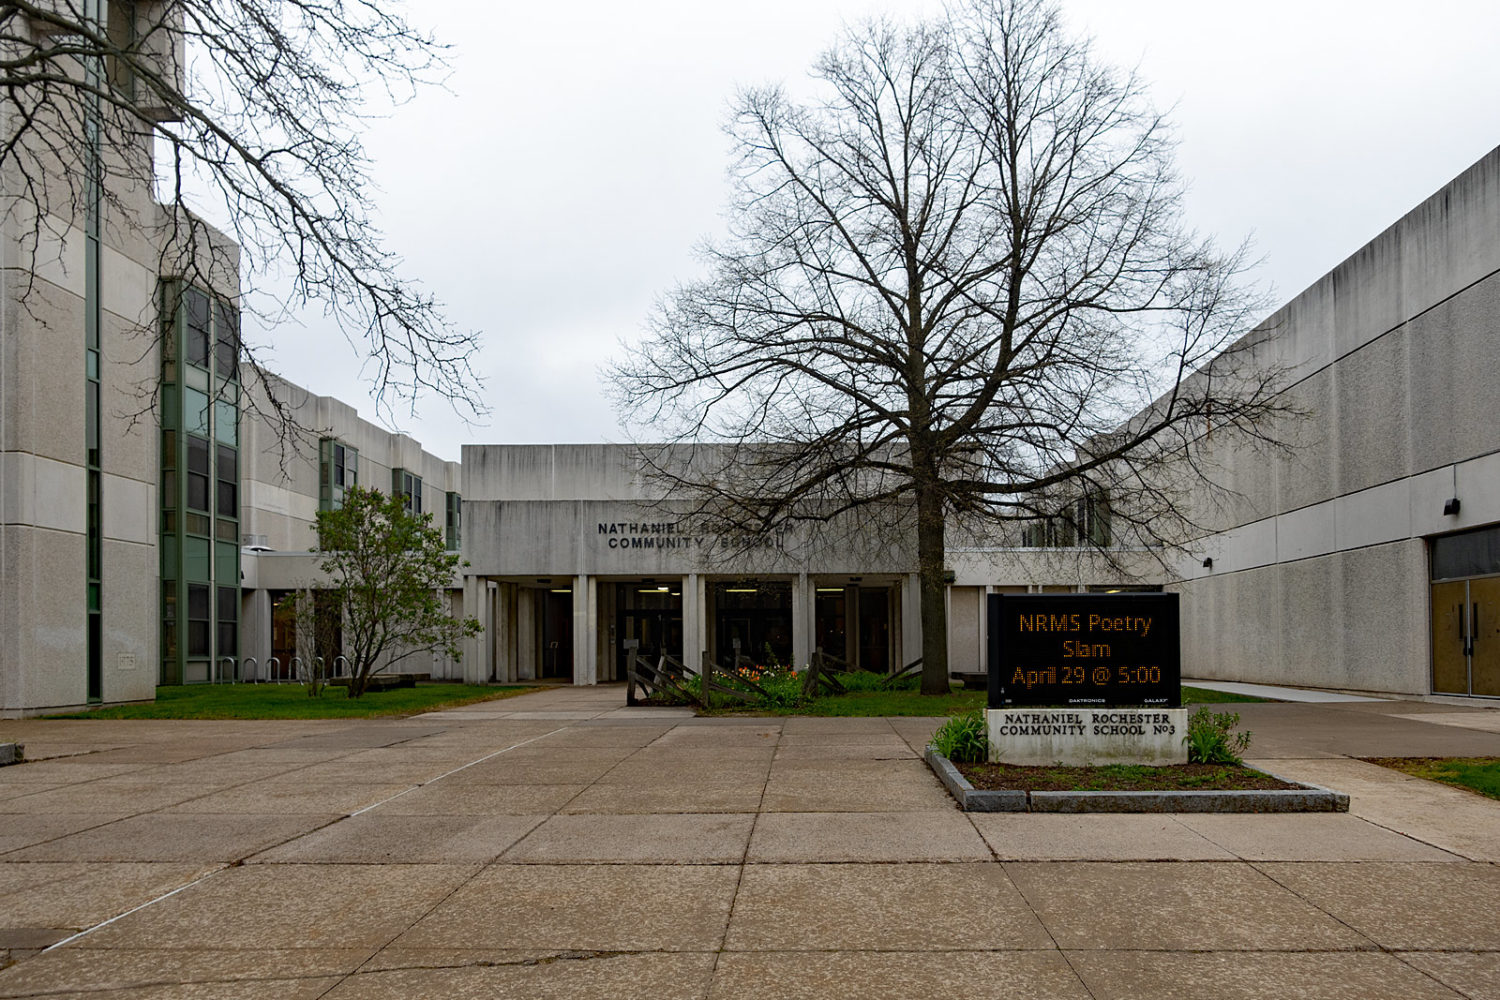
xmin=0 ymin=743 xmax=23 ymax=767
xmin=925 ymin=746 xmax=1348 ymax=813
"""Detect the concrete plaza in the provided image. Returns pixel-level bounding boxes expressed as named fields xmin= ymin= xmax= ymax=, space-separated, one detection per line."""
xmin=1 ymin=686 xmax=1499 ymax=998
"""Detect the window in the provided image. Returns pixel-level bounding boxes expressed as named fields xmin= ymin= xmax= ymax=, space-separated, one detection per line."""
xmin=392 ymin=468 xmax=422 ymax=515
xmin=1021 ymin=517 xmax=1075 ymax=548
xmin=187 ymin=584 xmax=210 ymax=657
xmin=1077 ymin=491 xmax=1112 ymax=548
xmin=214 ymin=300 xmax=239 ymax=380
xmin=217 ymin=586 xmax=238 ymax=657
xmin=319 ymin=439 xmax=358 ymax=511
xmin=445 ymin=491 xmax=461 ymax=549
xmin=216 ymin=444 xmax=237 ymax=519
xmin=184 ymin=288 xmax=211 ymax=369
xmin=105 ymin=0 xmax=137 ymax=96
xmin=186 ymin=436 xmax=210 ymax=512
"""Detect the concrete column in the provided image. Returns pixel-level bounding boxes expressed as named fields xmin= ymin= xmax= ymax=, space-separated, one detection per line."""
xmin=461 ymin=575 xmax=486 ymax=683
xmin=791 ymin=573 xmax=812 ymax=669
xmin=573 ymin=574 xmax=598 ymax=685
xmin=980 ymin=585 xmax=992 ymax=677
xmin=494 ymin=582 xmax=514 ymax=682
xmin=240 ymin=588 xmax=272 ymax=681
xmin=681 ymin=573 xmax=701 ymax=674
xmin=901 ymin=573 xmax=923 ymax=669
xmin=517 ymin=587 xmax=537 ymax=680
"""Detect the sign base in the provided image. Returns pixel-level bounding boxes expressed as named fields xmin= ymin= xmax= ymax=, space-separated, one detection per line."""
xmin=987 ymin=707 xmax=1189 ymax=766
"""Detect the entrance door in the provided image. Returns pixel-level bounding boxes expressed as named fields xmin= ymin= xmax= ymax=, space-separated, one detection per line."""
xmin=539 ymin=590 xmax=573 ymax=680
xmin=1430 ymin=576 xmax=1500 ymax=696
xmin=616 ymin=584 xmax=683 ymax=677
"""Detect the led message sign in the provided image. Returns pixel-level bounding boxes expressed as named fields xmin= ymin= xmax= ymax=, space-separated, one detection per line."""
xmin=987 ymin=593 xmax=1180 ymax=708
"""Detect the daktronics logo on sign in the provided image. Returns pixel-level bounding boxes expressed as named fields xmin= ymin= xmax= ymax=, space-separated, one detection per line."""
xmin=987 ymin=593 xmax=1181 ymax=708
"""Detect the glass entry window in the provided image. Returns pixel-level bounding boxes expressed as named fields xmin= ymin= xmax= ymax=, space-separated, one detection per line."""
xmin=616 ymin=583 xmax=683 ymax=676
xmin=714 ymin=581 xmax=792 ymax=668
xmin=814 ymin=584 xmax=893 ymax=672
xmin=538 ymin=588 xmax=573 ymax=680
xmin=1431 ymin=526 xmax=1500 ymax=697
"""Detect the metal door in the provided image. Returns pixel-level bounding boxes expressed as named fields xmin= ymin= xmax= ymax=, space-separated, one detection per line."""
xmin=1430 ymin=580 xmax=1470 ymax=695
xmin=1470 ymin=576 xmax=1500 ymax=696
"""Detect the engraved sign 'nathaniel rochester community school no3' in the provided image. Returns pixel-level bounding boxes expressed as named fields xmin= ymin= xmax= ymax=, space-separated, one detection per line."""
xmin=986 ymin=593 xmax=1187 ymax=765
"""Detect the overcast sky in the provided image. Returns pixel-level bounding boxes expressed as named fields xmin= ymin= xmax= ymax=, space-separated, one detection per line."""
xmin=245 ymin=0 xmax=1500 ymax=461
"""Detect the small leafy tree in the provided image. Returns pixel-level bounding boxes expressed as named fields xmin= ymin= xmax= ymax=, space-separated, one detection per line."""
xmin=311 ymin=486 xmax=479 ymax=698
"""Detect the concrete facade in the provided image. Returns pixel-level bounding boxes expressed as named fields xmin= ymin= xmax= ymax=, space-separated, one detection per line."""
xmin=1172 ymin=145 xmax=1500 ymax=698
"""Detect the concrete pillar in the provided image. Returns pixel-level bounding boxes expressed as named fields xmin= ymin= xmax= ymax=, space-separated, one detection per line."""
xmin=681 ymin=573 xmax=701 ymax=674
xmin=573 ymin=574 xmax=598 ymax=685
xmin=462 ymin=575 xmax=486 ymax=683
xmin=791 ymin=573 xmax=812 ymax=669
xmin=517 ymin=587 xmax=537 ymax=680
xmin=494 ymin=582 xmax=514 ymax=682
xmin=240 ymin=588 xmax=272 ymax=681
xmin=901 ymin=573 xmax=923 ymax=670
xmin=980 ymin=585 xmax=993 ymax=677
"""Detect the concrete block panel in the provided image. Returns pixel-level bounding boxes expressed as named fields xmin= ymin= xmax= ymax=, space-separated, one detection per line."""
xmin=0 ymin=525 xmax=87 ymax=714
xmin=1275 ymin=371 xmax=1337 ymax=514
xmin=1276 ymin=504 xmax=1335 ymax=563
xmin=1334 ymin=479 xmax=1412 ymax=553
xmin=1332 ymin=327 xmax=1412 ymax=494
xmin=1405 ymin=274 xmax=1500 ymax=472
xmin=1336 ymin=541 xmax=1427 ymax=695
xmin=103 ymin=537 xmax=156 ymax=703
xmin=0 ymin=453 xmax=86 ymax=533
xmin=1278 ymin=557 xmax=1338 ymax=687
xmin=102 ymin=471 xmax=152 ymax=545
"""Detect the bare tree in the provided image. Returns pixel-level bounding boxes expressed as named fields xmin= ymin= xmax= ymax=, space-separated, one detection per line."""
xmin=609 ymin=0 xmax=1289 ymax=695
xmin=1 ymin=0 xmax=480 ymax=417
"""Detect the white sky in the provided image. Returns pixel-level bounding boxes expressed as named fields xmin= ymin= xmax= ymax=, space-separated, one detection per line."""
xmin=244 ymin=0 xmax=1500 ymax=461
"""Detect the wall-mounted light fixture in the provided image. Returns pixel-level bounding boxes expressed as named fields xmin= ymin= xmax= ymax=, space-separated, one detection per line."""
xmin=1202 ymin=557 xmax=1213 ymax=569
xmin=1443 ymin=497 xmax=1461 ymax=516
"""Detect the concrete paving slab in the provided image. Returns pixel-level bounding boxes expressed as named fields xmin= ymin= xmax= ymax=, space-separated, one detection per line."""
xmin=759 ymin=771 xmax=953 ymax=812
xmin=0 ymin=760 xmax=150 ymax=782
xmin=501 ymin=813 xmax=754 ymax=863
xmin=376 ymin=782 xmax=587 ymax=816
xmin=747 ymin=811 xmax=989 ymax=863
xmin=5 ymin=813 xmax=332 ymax=863
xmin=724 ymin=863 xmax=1052 ymax=951
xmin=437 ymin=759 xmax=625 ymax=786
xmin=560 ymin=781 xmax=765 ymax=814
xmin=0 ymin=815 xmax=127 ymax=855
xmin=1391 ymin=711 xmax=1500 ymax=733
xmin=1399 ymin=952 xmax=1500 ymax=1000
xmin=524 ymin=725 xmax=674 ymax=745
xmin=1005 ymin=862 xmax=1371 ymax=951
xmin=162 ymin=781 xmax=414 ymax=816
xmin=1259 ymin=862 xmax=1500 ymax=950
xmin=0 ymin=779 xmax=210 ymax=815
xmin=597 ymin=761 xmax=770 ymax=786
xmin=393 ymin=864 xmax=738 ymax=951
xmin=971 ymin=815 xmax=1235 ymax=861
xmin=1066 ymin=951 xmax=1466 ymax=1000
xmin=324 ymin=951 xmax=716 ymax=1000
xmin=1230 ymin=703 xmax=1500 ymax=757
xmin=0 ymin=862 xmax=219 ymax=931
xmin=250 ymin=813 xmax=543 ymax=864
xmin=778 ymin=718 xmax=896 ymax=734
xmin=708 ymin=952 xmax=1091 ymax=1000
xmin=1247 ymin=757 xmax=1500 ymax=861
xmin=0 ymin=977 xmax=346 ymax=998
xmin=771 ymin=741 xmax=918 ymax=760
xmin=650 ymin=727 xmax=782 ymax=746
xmin=0 ymin=947 xmax=374 ymax=997
xmin=82 ymin=863 xmax=476 ymax=950
xmin=1176 ymin=814 xmax=1464 ymax=862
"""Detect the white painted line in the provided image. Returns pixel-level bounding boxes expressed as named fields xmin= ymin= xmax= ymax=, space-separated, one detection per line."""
xmin=43 ymin=866 xmax=227 ymax=953
xmin=40 ymin=726 xmax=569 ymax=953
xmin=346 ymin=727 xmax=566 ymax=818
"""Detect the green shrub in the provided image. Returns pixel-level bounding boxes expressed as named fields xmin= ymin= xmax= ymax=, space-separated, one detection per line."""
xmin=1183 ymin=706 xmax=1253 ymax=764
xmin=933 ymin=709 xmax=989 ymax=763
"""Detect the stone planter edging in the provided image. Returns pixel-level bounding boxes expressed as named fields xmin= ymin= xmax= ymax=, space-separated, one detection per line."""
xmin=0 ymin=743 xmax=23 ymax=767
xmin=925 ymin=746 xmax=1348 ymax=813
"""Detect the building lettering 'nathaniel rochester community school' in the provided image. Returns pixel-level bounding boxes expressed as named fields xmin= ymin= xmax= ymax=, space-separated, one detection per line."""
xmin=3 ymin=25 xmax=1499 ymax=719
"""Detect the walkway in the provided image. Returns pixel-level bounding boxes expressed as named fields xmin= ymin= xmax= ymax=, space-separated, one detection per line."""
xmin=0 ymin=687 xmax=1497 ymax=998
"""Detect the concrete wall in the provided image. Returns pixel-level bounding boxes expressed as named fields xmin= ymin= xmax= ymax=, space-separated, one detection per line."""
xmin=1173 ymin=145 xmax=1500 ymax=695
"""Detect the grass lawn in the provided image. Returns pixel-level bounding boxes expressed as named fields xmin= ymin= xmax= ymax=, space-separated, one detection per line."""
xmin=695 ymin=683 xmax=1266 ymax=717
xmin=1363 ymin=756 xmax=1500 ymax=802
xmin=45 ymin=683 xmax=535 ymax=720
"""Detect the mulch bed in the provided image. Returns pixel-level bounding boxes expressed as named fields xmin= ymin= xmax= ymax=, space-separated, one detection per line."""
xmin=956 ymin=761 xmax=1301 ymax=792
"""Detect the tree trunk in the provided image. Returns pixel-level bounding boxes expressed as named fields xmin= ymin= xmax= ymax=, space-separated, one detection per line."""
xmin=916 ymin=479 xmax=950 ymax=695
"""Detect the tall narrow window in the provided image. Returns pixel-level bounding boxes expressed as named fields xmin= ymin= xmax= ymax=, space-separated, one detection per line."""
xmin=445 ymin=491 xmax=461 ymax=550
xmin=392 ymin=468 xmax=422 ymax=515
xmin=320 ymin=439 xmax=358 ymax=511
